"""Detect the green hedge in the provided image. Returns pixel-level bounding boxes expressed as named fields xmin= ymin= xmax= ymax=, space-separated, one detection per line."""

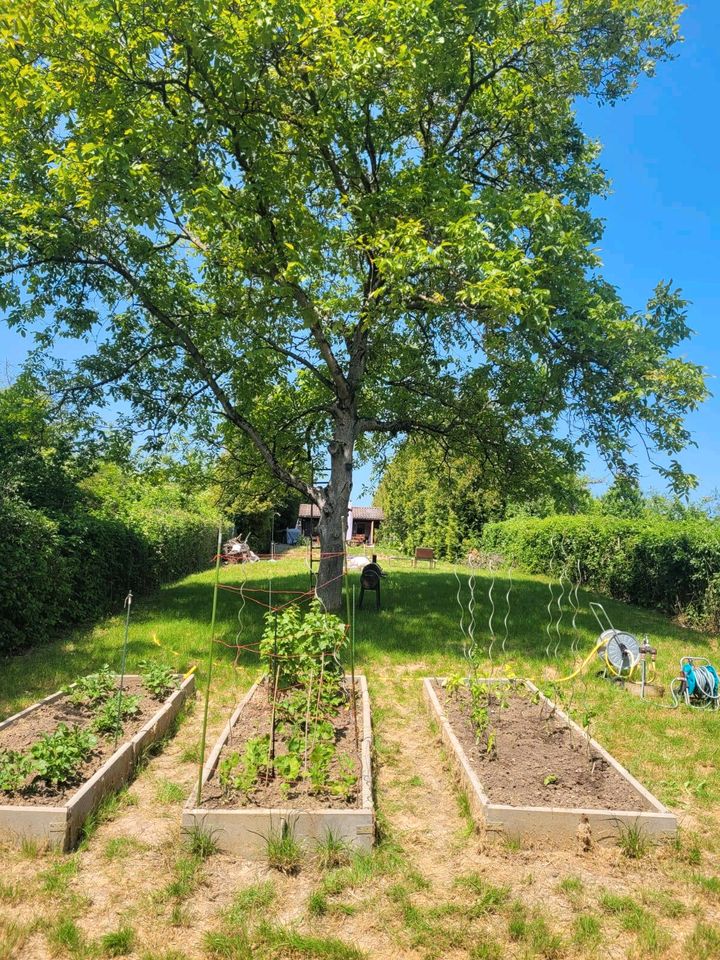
xmin=481 ymin=515 xmax=720 ymax=627
xmin=0 ymin=497 xmax=218 ymax=654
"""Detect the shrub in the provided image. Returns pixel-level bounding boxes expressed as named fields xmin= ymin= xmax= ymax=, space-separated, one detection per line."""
xmin=0 ymin=497 xmax=219 ymax=655
xmin=482 ymin=514 xmax=720 ymax=626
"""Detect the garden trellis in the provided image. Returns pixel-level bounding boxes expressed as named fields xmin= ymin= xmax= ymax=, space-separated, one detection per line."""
xmin=195 ymin=523 xmax=358 ymax=807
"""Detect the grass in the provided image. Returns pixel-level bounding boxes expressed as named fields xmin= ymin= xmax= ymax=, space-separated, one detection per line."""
xmin=183 ymin=823 xmax=219 ymax=859
xmin=265 ymin=821 xmax=304 ymax=875
xmin=1 ymin=551 xmax=718 ymax=958
xmin=101 ymin=925 xmax=135 ymax=956
xmin=155 ymin=779 xmax=186 ymax=804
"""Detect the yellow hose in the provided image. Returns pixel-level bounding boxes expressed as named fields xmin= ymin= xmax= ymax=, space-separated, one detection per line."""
xmin=541 ymin=638 xmax=652 ymax=685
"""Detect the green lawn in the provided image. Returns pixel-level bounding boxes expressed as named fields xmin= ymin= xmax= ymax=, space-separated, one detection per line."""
xmin=2 ymin=551 xmax=719 ymax=959
xmin=4 ymin=552 xmax=718 ymax=812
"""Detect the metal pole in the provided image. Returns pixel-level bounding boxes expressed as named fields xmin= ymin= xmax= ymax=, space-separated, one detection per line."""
xmin=196 ymin=522 xmax=224 ymax=806
xmin=351 ymin=584 xmax=358 ymax=749
xmin=114 ymin=591 xmax=133 ymax=750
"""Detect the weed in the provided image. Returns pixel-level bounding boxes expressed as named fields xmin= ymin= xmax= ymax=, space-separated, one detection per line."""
xmin=256 ymin=922 xmax=364 ymax=959
xmin=101 ymin=925 xmax=135 ymax=956
xmin=455 ymin=789 xmax=475 ymax=837
xmin=103 ymin=836 xmax=145 ymax=861
xmin=672 ymin=828 xmax=702 ymax=865
xmin=0 ymin=882 xmax=20 ymax=904
xmin=0 ymin=919 xmax=29 ymax=960
xmin=507 ymin=901 xmax=564 ymax=958
xmin=180 ymin=744 xmax=200 ymax=764
xmin=315 ymin=830 xmax=351 ymax=870
xmin=47 ymin=917 xmax=85 ymax=955
xmin=308 ymin=891 xmax=328 ymax=916
xmin=599 ymin=892 xmax=669 ymax=954
xmin=203 ymin=930 xmax=253 ymax=959
xmin=19 ymin=836 xmax=41 ymax=858
xmin=161 ymin=854 xmax=203 ymax=901
xmin=454 ymin=873 xmax=509 ymax=914
xmin=502 ymin=834 xmax=523 ymax=851
xmin=40 ymin=856 xmax=79 ymax=895
xmin=692 ymin=874 xmax=720 ymax=897
xmin=685 ymin=922 xmax=720 ymax=959
xmin=266 ymin=820 xmax=303 ymax=874
xmin=573 ymin=913 xmax=602 ymax=947
xmin=470 ymin=942 xmax=503 ymax=960
xmin=140 ymin=952 xmax=191 ymax=960
xmin=558 ymin=874 xmax=584 ymax=895
xmin=184 ymin=823 xmax=218 ymax=859
xmin=225 ymin=881 xmax=276 ymax=927
xmin=616 ymin=820 xmax=650 ymax=859
xmin=155 ymin=779 xmax=186 ymax=804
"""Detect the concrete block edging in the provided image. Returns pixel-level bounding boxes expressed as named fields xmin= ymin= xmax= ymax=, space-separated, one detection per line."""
xmin=183 ymin=674 xmax=374 ymax=858
xmin=0 ymin=673 xmax=196 ymax=851
xmin=423 ymin=676 xmax=676 ymax=843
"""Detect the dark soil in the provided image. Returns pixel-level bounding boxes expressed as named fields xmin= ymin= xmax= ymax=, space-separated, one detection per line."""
xmin=202 ymin=678 xmax=361 ymax=810
xmin=0 ymin=678 xmax=177 ymax=807
xmin=433 ymin=681 xmax=654 ymax=811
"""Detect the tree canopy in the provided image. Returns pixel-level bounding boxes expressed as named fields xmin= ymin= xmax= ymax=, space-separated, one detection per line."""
xmin=0 ymin=0 xmax=706 ymax=607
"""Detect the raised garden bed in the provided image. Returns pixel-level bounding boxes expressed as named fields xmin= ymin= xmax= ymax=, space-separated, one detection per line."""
xmin=0 ymin=669 xmax=195 ymax=850
xmin=424 ymin=677 xmax=676 ymax=844
xmin=183 ymin=675 xmax=373 ymax=857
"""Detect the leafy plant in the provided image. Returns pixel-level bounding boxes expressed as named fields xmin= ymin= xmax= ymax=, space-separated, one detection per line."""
xmin=93 ymin=693 xmax=141 ymax=737
xmin=139 ymin=660 xmax=178 ymax=700
xmin=218 ymin=736 xmax=270 ymax=797
xmin=0 ymin=750 xmax=33 ymax=792
xmin=30 ymin=724 xmax=97 ymax=787
xmin=66 ymin=665 xmax=116 ymax=707
xmin=260 ymin=601 xmax=346 ymax=688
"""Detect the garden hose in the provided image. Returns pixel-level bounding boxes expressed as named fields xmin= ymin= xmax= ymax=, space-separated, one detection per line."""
xmin=542 ymin=635 xmax=652 ymax=686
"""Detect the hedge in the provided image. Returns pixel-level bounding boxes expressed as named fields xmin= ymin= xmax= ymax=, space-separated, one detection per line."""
xmin=0 ymin=497 xmax=218 ymax=655
xmin=481 ymin=515 xmax=720 ymax=627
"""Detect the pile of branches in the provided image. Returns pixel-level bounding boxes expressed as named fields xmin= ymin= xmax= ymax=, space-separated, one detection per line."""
xmin=223 ymin=534 xmax=259 ymax=564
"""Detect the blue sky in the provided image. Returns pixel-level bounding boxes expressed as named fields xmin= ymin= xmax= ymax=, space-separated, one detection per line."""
xmin=2 ymin=2 xmax=718 ymax=506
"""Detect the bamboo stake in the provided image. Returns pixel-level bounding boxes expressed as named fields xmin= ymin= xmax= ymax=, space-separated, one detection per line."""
xmin=113 ymin=591 xmax=133 ymax=750
xmin=268 ymin=612 xmax=279 ymax=771
xmin=351 ymin=584 xmax=358 ymax=749
xmin=196 ymin=522 xmax=223 ymax=806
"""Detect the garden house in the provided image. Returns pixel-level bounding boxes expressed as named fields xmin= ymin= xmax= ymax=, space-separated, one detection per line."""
xmin=296 ymin=504 xmax=385 ymax=545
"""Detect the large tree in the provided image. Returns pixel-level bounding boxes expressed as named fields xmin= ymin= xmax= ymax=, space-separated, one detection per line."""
xmin=0 ymin=0 xmax=706 ymax=609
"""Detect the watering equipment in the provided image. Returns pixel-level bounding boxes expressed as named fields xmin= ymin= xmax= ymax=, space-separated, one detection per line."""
xmin=670 ymin=657 xmax=720 ymax=709
xmin=550 ymin=602 xmax=661 ymax=696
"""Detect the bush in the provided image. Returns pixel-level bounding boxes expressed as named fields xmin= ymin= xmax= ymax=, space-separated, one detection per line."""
xmin=0 ymin=497 xmax=218 ymax=656
xmin=0 ymin=499 xmax=71 ymax=650
xmin=482 ymin=515 xmax=720 ymax=627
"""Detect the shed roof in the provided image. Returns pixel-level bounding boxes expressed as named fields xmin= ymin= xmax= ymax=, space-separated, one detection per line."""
xmin=297 ymin=504 xmax=384 ymax=521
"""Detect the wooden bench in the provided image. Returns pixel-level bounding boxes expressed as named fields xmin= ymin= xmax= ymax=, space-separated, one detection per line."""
xmin=413 ymin=547 xmax=436 ymax=568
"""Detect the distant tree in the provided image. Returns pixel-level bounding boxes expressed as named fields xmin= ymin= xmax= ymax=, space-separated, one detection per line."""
xmin=376 ymin=438 xmax=592 ymax=557
xmin=0 ymin=0 xmax=706 ymax=609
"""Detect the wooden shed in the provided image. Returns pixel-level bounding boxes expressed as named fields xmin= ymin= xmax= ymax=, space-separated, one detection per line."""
xmin=296 ymin=504 xmax=385 ymax=545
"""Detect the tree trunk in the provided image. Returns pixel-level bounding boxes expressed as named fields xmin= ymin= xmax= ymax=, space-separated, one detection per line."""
xmin=315 ymin=426 xmax=353 ymax=613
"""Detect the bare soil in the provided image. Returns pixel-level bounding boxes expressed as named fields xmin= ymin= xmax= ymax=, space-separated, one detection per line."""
xmin=433 ymin=680 xmax=654 ymax=811
xmin=0 ymin=678 xmax=176 ymax=806
xmin=201 ymin=677 xmax=362 ymax=809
